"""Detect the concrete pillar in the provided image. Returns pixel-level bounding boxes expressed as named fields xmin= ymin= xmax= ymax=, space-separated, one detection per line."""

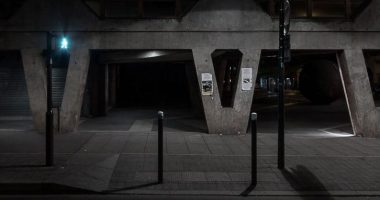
xmin=193 ymin=48 xmax=261 ymax=134
xmin=337 ymin=49 xmax=380 ymax=138
xmin=185 ymin=63 xmax=203 ymax=117
xmin=21 ymin=49 xmax=47 ymax=132
xmin=60 ymin=48 xmax=90 ymax=133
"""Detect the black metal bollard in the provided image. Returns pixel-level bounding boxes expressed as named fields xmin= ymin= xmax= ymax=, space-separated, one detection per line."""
xmin=46 ymin=110 xmax=54 ymax=166
xmin=251 ymin=112 xmax=257 ymax=187
xmin=158 ymin=111 xmax=164 ymax=183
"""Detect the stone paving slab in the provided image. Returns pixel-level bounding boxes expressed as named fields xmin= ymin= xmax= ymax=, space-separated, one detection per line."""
xmin=49 ymin=153 xmax=119 ymax=192
xmin=0 ymin=130 xmax=380 ymax=196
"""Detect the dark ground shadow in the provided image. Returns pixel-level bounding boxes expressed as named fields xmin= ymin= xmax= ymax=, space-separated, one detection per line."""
xmin=0 ymin=164 xmax=46 ymax=169
xmin=240 ymin=184 xmax=256 ymax=196
xmin=152 ymin=116 xmax=208 ymax=133
xmin=103 ymin=181 xmax=160 ymax=194
xmin=0 ymin=183 xmax=99 ymax=195
xmin=281 ymin=165 xmax=334 ymax=200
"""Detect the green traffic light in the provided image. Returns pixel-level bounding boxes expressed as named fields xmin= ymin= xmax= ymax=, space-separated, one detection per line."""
xmin=60 ymin=37 xmax=68 ymax=49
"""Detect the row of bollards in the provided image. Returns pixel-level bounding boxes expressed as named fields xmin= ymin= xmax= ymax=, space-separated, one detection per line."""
xmin=43 ymin=109 xmax=257 ymax=191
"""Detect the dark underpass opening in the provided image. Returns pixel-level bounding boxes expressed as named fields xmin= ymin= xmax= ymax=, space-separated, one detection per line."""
xmin=253 ymin=50 xmax=354 ymax=137
xmin=0 ymin=51 xmax=33 ymax=131
xmin=80 ymin=50 xmax=207 ymax=133
xmin=117 ymin=62 xmax=190 ymax=109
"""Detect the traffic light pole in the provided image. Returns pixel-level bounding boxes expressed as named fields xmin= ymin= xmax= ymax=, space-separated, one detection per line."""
xmin=46 ymin=32 xmax=54 ymax=166
xmin=278 ymin=0 xmax=286 ymax=170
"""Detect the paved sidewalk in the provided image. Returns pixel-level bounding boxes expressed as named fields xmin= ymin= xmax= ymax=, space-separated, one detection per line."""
xmin=1 ymin=128 xmax=380 ymax=198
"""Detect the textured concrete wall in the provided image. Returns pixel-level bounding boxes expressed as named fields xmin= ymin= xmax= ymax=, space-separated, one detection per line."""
xmin=1 ymin=0 xmax=379 ymax=32
xmin=20 ymin=49 xmax=47 ymax=132
xmin=193 ymin=48 xmax=261 ymax=134
xmin=354 ymin=0 xmax=380 ymax=30
xmin=2 ymin=0 xmax=380 ymax=135
xmin=338 ymin=50 xmax=380 ymax=138
xmin=185 ymin=63 xmax=204 ymax=118
xmin=60 ymin=48 xmax=90 ymax=133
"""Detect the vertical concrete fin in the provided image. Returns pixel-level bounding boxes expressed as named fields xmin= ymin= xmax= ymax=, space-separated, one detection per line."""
xmin=60 ymin=48 xmax=90 ymax=133
xmin=193 ymin=48 xmax=222 ymax=134
xmin=193 ymin=48 xmax=260 ymax=134
xmin=232 ymin=49 xmax=261 ymax=133
xmin=21 ymin=49 xmax=47 ymax=132
xmin=336 ymin=52 xmax=358 ymax=136
xmin=337 ymin=49 xmax=380 ymax=137
xmin=234 ymin=49 xmax=261 ymax=111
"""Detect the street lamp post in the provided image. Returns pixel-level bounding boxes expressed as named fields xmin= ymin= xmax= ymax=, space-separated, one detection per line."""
xmin=45 ymin=32 xmax=69 ymax=166
xmin=278 ymin=0 xmax=291 ymax=170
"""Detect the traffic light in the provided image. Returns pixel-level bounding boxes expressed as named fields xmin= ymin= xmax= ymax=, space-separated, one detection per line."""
xmin=60 ymin=37 xmax=69 ymax=50
xmin=56 ymin=35 xmax=70 ymax=68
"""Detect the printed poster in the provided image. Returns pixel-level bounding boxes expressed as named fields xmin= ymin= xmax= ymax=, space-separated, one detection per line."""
xmin=201 ymin=73 xmax=213 ymax=96
xmin=242 ymin=68 xmax=253 ymax=91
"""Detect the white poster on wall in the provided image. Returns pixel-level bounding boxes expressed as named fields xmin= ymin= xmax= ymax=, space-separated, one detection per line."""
xmin=242 ymin=68 xmax=253 ymax=91
xmin=201 ymin=73 xmax=213 ymax=96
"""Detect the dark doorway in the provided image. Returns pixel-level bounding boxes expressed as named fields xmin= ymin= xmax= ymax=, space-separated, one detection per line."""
xmin=0 ymin=51 xmax=32 ymax=131
xmin=0 ymin=51 xmax=30 ymax=117
xmin=116 ymin=62 xmax=191 ymax=109
xmin=80 ymin=50 xmax=206 ymax=133
xmin=253 ymin=50 xmax=354 ymax=136
xmin=363 ymin=50 xmax=380 ymax=107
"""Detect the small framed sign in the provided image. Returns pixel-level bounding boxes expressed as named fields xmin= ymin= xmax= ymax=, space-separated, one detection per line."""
xmin=242 ymin=68 xmax=253 ymax=91
xmin=201 ymin=73 xmax=213 ymax=96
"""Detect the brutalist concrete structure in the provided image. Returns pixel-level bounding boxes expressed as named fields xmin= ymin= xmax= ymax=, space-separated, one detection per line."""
xmin=0 ymin=0 xmax=379 ymax=137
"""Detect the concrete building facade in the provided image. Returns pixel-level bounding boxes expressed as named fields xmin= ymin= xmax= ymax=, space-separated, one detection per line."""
xmin=0 ymin=0 xmax=379 ymax=137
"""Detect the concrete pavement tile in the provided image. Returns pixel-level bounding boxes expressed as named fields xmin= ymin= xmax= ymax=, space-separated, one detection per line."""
xmin=203 ymin=135 xmax=224 ymax=145
xmin=166 ymin=133 xmax=186 ymax=144
xmin=122 ymin=135 xmax=148 ymax=153
xmin=228 ymin=172 xmax=250 ymax=182
xmin=144 ymin=135 xmax=158 ymax=153
xmin=166 ymin=143 xmax=189 ymax=154
xmin=135 ymin=172 xmax=156 ymax=182
xmin=205 ymin=172 xmax=231 ymax=182
xmin=207 ymin=144 xmax=233 ymax=155
xmin=164 ymin=172 xmax=182 ymax=182
xmin=49 ymin=154 xmax=119 ymax=192
xmin=181 ymin=171 xmax=207 ymax=182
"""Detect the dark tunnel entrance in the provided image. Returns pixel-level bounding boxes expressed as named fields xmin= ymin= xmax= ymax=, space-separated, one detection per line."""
xmin=117 ymin=62 xmax=191 ymax=109
xmin=363 ymin=50 xmax=380 ymax=107
xmin=79 ymin=50 xmax=207 ymax=133
xmin=0 ymin=51 xmax=33 ymax=131
xmin=252 ymin=50 xmax=354 ymax=137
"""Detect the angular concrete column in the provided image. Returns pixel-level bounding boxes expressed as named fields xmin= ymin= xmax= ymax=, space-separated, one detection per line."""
xmin=193 ymin=48 xmax=261 ymax=134
xmin=60 ymin=48 xmax=90 ymax=133
xmin=185 ymin=63 xmax=203 ymax=117
xmin=21 ymin=49 xmax=47 ymax=132
xmin=337 ymin=49 xmax=380 ymax=138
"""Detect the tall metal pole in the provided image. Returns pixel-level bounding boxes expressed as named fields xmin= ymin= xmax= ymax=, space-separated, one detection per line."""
xmin=158 ymin=111 xmax=164 ymax=183
xmin=278 ymin=0 xmax=285 ymax=170
xmin=46 ymin=32 xmax=54 ymax=166
xmin=251 ymin=113 xmax=257 ymax=187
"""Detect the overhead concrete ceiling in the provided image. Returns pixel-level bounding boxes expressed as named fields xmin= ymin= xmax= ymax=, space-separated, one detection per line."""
xmin=94 ymin=50 xmax=194 ymax=64
xmin=0 ymin=0 xmax=25 ymax=19
xmin=83 ymin=0 xmax=199 ymax=19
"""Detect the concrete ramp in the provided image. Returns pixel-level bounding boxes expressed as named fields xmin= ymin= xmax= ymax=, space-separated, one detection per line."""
xmin=129 ymin=119 xmax=153 ymax=132
xmin=49 ymin=154 xmax=119 ymax=192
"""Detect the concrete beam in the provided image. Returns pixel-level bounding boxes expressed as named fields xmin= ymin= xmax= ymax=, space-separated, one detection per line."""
xmin=20 ymin=49 xmax=47 ymax=132
xmin=337 ymin=49 xmax=380 ymax=138
xmin=193 ymin=48 xmax=261 ymax=134
xmin=60 ymin=48 xmax=90 ymax=133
